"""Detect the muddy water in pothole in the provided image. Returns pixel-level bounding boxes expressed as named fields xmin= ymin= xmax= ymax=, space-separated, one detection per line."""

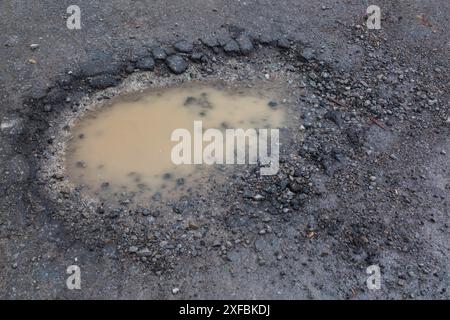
xmin=66 ymin=84 xmax=285 ymax=203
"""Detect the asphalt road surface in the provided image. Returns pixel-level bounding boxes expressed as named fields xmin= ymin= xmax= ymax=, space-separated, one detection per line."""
xmin=0 ymin=0 xmax=448 ymax=299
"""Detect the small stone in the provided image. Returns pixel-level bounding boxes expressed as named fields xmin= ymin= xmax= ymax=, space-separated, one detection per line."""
xmin=136 ymin=56 xmax=155 ymax=71
xmin=137 ymin=248 xmax=152 ymax=256
xmin=369 ymin=175 xmax=377 ymax=182
xmin=188 ymin=221 xmax=199 ymax=230
xmin=268 ymin=101 xmax=278 ymax=108
xmin=120 ymin=199 xmax=131 ymax=205
xmin=30 ymin=43 xmax=39 ymax=50
xmin=389 ymin=154 xmax=398 ymax=160
xmin=152 ymin=46 xmax=167 ymax=60
xmin=4 ymin=36 xmax=19 ymax=47
xmin=223 ymin=39 xmax=240 ymax=54
xmin=286 ymin=64 xmax=296 ymax=72
xmin=258 ymin=32 xmax=277 ymax=45
xmin=277 ymin=37 xmax=290 ymax=49
xmin=76 ymin=161 xmax=87 ymax=168
xmin=253 ymin=194 xmax=264 ymax=201
xmin=128 ymin=246 xmax=138 ymax=253
xmin=162 ymin=172 xmax=172 ymax=180
xmin=226 ymin=251 xmax=239 ymax=262
xmin=174 ymin=40 xmax=193 ymax=53
xmin=201 ymin=35 xmax=219 ymax=47
xmin=236 ymin=34 xmax=254 ymax=54
xmin=301 ymin=47 xmax=315 ymax=61
xmin=172 ymin=287 xmax=180 ymax=295
xmin=288 ymin=182 xmax=303 ymax=193
xmin=190 ymin=51 xmax=205 ymax=62
xmin=166 ymin=55 xmax=188 ymax=74
xmin=216 ymin=28 xmax=233 ymax=46
xmin=30 ymin=86 xmax=48 ymax=100
xmin=101 ymin=182 xmax=110 ymax=190
xmin=324 ymin=110 xmax=343 ymax=128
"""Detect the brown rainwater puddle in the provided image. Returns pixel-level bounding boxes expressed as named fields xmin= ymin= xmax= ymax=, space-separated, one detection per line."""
xmin=66 ymin=84 xmax=285 ymax=202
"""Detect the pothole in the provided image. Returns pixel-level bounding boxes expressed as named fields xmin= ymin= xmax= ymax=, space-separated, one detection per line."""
xmin=66 ymin=83 xmax=285 ymax=203
xmin=32 ymin=44 xmax=307 ymax=268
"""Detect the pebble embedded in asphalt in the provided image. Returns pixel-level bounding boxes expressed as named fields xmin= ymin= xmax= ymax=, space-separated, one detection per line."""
xmin=165 ymin=55 xmax=188 ymax=74
xmin=277 ymin=37 xmax=290 ymax=49
xmin=136 ymin=56 xmax=155 ymax=70
xmin=301 ymin=47 xmax=315 ymax=60
xmin=152 ymin=46 xmax=167 ymax=60
xmin=236 ymin=34 xmax=254 ymax=54
xmin=324 ymin=110 xmax=343 ymax=128
xmin=174 ymin=40 xmax=194 ymax=53
xmin=224 ymin=39 xmax=240 ymax=54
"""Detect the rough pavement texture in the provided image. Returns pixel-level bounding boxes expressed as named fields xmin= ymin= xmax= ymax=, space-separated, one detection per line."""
xmin=0 ymin=1 xmax=449 ymax=299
